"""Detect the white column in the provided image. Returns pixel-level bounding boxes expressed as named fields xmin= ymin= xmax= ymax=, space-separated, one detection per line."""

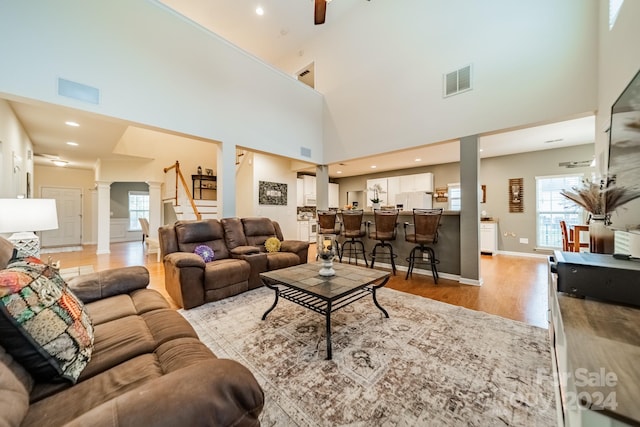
xmin=146 ymin=181 xmax=162 ymax=238
xmin=217 ymin=142 xmax=236 ymax=218
xmin=96 ymin=181 xmax=111 ymax=255
xmin=459 ymin=135 xmax=482 ymax=285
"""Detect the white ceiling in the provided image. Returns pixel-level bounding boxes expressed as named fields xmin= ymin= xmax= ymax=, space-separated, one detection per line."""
xmin=7 ymin=0 xmax=596 ymax=177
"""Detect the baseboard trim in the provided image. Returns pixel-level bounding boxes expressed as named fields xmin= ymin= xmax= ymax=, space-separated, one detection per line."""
xmin=459 ymin=277 xmax=483 ymax=286
xmin=497 ymin=250 xmax=550 ymax=259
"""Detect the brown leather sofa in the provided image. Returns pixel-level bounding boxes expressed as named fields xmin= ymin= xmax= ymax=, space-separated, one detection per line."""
xmin=0 ymin=237 xmax=264 ymax=427
xmin=159 ymin=217 xmax=309 ymax=309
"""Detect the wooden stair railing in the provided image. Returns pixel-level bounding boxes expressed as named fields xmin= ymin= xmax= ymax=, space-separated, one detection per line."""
xmin=163 ymin=161 xmax=202 ymax=220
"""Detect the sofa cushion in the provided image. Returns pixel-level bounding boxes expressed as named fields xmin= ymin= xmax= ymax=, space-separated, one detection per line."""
xmin=0 ymin=257 xmax=93 ymax=383
xmin=204 ymin=259 xmax=250 ymax=291
xmin=242 ymin=217 xmax=278 ymax=247
xmin=0 ymin=346 xmax=33 ymax=427
xmin=175 ymin=220 xmax=230 ymax=259
xmin=267 ymin=252 xmax=301 ymax=270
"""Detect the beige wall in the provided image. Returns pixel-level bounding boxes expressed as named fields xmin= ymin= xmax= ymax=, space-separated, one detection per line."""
xmin=0 ymin=99 xmax=34 ymax=198
xmin=34 ymin=165 xmax=95 ymax=244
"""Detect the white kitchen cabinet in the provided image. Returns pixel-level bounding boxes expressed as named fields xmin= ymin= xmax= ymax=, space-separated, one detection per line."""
xmin=386 ymin=177 xmax=401 ymax=208
xmin=296 ymin=178 xmax=304 ymax=207
xmin=400 ymin=173 xmax=434 ymax=193
xmin=298 ymin=220 xmax=309 ymax=242
xmin=302 ymin=175 xmax=316 ymax=197
xmin=328 ymin=183 xmax=339 ymax=208
xmin=480 ymin=222 xmax=498 ymax=255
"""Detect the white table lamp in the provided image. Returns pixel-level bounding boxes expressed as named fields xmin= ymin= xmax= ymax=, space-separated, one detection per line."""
xmin=0 ymin=198 xmax=59 ymax=258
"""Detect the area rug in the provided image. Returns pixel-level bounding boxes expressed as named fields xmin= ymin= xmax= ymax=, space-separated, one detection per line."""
xmin=180 ymin=287 xmax=556 ymax=426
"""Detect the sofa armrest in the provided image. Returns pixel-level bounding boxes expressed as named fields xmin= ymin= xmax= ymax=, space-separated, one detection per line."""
xmin=66 ymin=266 xmax=149 ymax=304
xmin=280 ymin=240 xmax=309 ymax=254
xmin=62 ymin=359 xmax=264 ymax=427
xmin=230 ymin=245 xmax=261 ymax=256
xmin=164 ymin=252 xmax=206 ymax=268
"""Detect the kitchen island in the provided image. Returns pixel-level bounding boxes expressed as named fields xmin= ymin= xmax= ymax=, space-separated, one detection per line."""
xmin=335 ymin=210 xmax=461 ymax=277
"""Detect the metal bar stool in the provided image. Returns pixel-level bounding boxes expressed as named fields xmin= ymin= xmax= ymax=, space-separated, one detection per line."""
xmin=317 ymin=210 xmax=341 ymax=258
xmin=367 ymin=209 xmax=399 ymax=275
xmin=404 ymin=208 xmax=442 ymax=282
xmin=339 ymin=209 xmax=368 ymax=267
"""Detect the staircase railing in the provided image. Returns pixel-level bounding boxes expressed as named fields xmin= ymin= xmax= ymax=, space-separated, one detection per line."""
xmin=163 ymin=161 xmax=201 ymax=220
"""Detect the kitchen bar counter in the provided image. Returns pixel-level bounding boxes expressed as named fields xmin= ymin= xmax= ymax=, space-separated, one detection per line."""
xmin=335 ymin=211 xmax=461 ymax=276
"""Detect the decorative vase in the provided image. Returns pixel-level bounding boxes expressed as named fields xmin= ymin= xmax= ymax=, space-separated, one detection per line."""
xmin=372 ymin=202 xmax=381 ymax=210
xmin=589 ymin=215 xmax=615 ymax=254
xmin=317 ymin=234 xmax=336 ymax=276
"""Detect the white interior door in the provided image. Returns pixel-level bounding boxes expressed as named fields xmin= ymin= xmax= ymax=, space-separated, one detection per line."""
xmin=40 ymin=187 xmax=82 ymax=248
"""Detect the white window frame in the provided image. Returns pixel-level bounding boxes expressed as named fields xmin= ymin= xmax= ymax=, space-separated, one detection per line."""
xmin=448 ymin=183 xmax=461 ymax=211
xmin=535 ymin=174 xmax=586 ymax=249
xmin=128 ymin=191 xmax=149 ymax=231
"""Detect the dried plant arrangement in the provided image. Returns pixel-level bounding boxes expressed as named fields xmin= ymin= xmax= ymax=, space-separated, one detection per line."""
xmin=560 ymin=176 xmax=640 ymax=220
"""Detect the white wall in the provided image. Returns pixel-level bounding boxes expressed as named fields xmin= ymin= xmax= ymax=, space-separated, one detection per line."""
xmin=0 ymin=99 xmax=33 ymax=198
xmin=252 ymin=153 xmax=299 ymax=240
xmin=277 ymin=0 xmax=599 ymax=164
xmin=0 ymin=0 xmax=323 ymax=168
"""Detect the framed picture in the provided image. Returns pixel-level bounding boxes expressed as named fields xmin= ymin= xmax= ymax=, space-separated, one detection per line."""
xmin=259 ymin=181 xmax=287 ymax=205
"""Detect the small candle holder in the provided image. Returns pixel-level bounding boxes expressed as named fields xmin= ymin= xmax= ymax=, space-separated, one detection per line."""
xmin=317 ymin=234 xmax=337 ymax=277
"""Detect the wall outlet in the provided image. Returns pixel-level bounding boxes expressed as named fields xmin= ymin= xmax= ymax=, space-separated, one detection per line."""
xmin=519 ymin=237 xmax=529 ymax=244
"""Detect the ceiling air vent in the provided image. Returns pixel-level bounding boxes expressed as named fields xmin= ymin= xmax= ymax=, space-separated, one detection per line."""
xmin=444 ymin=65 xmax=472 ymax=98
xmin=558 ymin=160 xmax=592 ymax=168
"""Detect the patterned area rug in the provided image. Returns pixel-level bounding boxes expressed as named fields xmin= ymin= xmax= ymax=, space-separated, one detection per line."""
xmin=180 ymin=287 xmax=555 ymax=426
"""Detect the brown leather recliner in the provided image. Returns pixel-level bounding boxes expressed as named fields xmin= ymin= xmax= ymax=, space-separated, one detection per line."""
xmin=159 ymin=217 xmax=309 ymax=309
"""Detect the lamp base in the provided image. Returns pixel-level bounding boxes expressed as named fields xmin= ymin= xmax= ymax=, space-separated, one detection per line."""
xmin=8 ymin=232 xmax=40 ymax=258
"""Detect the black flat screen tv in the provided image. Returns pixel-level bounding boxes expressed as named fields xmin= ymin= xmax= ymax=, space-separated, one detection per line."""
xmin=607 ymin=68 xmax=640 ymax=230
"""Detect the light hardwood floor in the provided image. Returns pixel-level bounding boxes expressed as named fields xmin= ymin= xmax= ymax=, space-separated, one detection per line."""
xmin=46 ymin=241 xmax=551 ymax=329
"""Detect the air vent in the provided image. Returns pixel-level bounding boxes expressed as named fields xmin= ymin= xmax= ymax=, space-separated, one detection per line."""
xmin=299 ymin=70 xmax=310 ymax=77
xmin=558 ymin=160 xmax=592 ymax=168
xmin=300 ymin=147 xmax=312 ymax=158
xmin=444 ymin=65 xmax=472 ymax=97
xmin=58 ymin=78 xmax=100 ymax=104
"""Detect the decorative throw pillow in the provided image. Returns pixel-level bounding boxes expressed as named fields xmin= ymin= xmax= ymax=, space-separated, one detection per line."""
xmin=0 ymin=257 xmax=94 ymax=384
xmin=194 ymin=244 xmax=215 ymax=262
xmin=265 ymin=237 xmax=281 ymax=253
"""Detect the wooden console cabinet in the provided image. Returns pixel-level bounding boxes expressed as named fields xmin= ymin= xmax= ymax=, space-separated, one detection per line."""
xmin=548 ymin=252 xmax=640 ymax=426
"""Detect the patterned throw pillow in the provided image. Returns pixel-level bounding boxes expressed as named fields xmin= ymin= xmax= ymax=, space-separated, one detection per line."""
xmin=265 ymin=237 xmax=281 ymax=253
xmin=194 ymin=244 xmax=215 ymax=262
xmin=0 ymin=257 xmax=94 ymax=384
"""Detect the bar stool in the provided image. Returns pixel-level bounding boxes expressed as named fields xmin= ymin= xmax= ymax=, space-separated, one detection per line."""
xmin=339 ymin=209 xmax=368 ymax=267
xmin=367 ymin=209 xmax=399 ymax=274
xmin=317 ymin=210 xmax=341 ymax=258
xmin=404 ymin=208 xmax=442 ymax=282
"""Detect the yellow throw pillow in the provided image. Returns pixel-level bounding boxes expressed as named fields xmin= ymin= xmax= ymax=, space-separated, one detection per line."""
xmin=265 ymin=237 xmax=281 ymax=253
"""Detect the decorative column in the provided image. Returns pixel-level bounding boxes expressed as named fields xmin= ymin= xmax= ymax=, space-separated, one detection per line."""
xmin=217 ymin=142 xmax=236 ymax=219
xmin=96 ymin=181 xmax=112 ymax=255
xmin=459 ymin=135 xmax=482 ymax=285
xmin=146 ymin=181 xmax=163 ymax=239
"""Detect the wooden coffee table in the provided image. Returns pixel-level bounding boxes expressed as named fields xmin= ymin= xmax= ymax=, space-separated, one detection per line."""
xmin=260 ymin=262 xmax=390 ymax=360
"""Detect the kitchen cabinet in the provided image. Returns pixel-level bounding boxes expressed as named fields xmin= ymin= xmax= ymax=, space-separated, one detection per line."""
xmin=386 ymin=177 xmax=401 ymax=207
xmin=329 ymin=183 xmax=339 ymax=208
xmin=302 ymin=175 xmax=316 ymax=197
xmin=400 ymin=173 xmax=434 ymax=193
xmin=480 ymin=222 xmax=498 ymax=255
xmin=296 ymin=179 xmax=304 ymax=207
xmin=298 ymin=221 xmax=310 ymax=242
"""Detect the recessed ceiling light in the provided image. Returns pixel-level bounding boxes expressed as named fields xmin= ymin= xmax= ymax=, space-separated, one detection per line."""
xmin=65 ymin=121 xmax=79 ymax=127
xmin=256 ymin=6 xmax=264 ymax=15
xmin=337 ymin=170 xmax=342 ymax=174
xmin=371 ymin=165 xmax=377 ymax=169
xmin=415 ymin=158 xmax=422 ymax=162
xmin=479 ymin=149 xmax=483 ymax=152
xmin=52 ymin=160 xmax=68 ymax=167
xmin=66 ymin=141 xmax=79 ymax=146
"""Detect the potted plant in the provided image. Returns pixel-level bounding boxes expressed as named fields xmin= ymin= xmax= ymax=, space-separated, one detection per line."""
xmin=560 ymin=176 xmax=640 ymax=253
xmin=369 ymin=183 xmax=383 ymax=210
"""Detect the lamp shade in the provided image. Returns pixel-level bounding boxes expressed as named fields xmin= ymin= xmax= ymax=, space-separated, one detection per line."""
xmin=0 ymin=199 xmax=59 ymax=233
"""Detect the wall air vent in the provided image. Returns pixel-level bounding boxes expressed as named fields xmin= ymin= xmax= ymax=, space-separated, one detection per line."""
xmin=58 ymin=78 xmax=100 ymax=104
xmin=444 ymin=65 xmax=472 ymax=98
xmin=300 ymin=147 xmax=312 ymax=158
xmin=558 ymin=160 xmax=592 ymax=168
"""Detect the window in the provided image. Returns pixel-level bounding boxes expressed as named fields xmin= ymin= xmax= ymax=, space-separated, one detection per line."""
xmin=128 ymin=191 xmax=149 ymax=230
xmin=609 ymin=0 xmax=624 ymax=30
xmin=536 ymin=175 xmax=585 ymax=248
xmin=448 ymin=183 xmax=461 ymax=211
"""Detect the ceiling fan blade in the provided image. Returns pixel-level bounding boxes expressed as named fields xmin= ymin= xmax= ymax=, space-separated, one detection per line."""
xmin=314 ymin=0 xmax=326 ymax=25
